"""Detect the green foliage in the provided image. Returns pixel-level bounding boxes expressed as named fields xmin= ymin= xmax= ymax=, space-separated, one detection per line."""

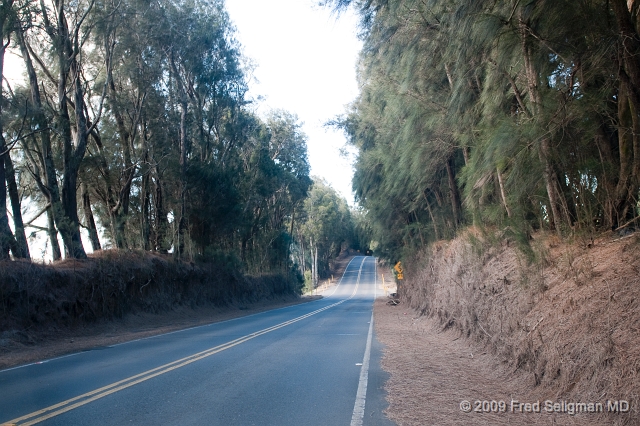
xmin=328 ymin=0 xmax=640 ymax=262
xmin=293 ymin=178 xmax=355 ymax=282
xmin=4 ymin=0 xmax=316 ymax=280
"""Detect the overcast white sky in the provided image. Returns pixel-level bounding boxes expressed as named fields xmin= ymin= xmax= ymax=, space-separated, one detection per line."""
xmin=224 ymin=0 xmax=362 ymax=204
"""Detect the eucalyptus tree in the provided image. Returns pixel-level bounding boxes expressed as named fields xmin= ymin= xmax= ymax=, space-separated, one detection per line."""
xmin=1 ymin=0 xmax=319 ymax=271
xmin=235 ymin=111 xmax=312 ymax=273
xmin=70 ymin=0 xmax=248 ymax=256
xmin=12 ymin=0 xmax=63 ymax=259
xmin=0 ymin=0 xmax=17 ymax=259
xmin=152 ymin=0 xmax=247 ymax=257
xmin=83 ymin=0 xmax=157 ymax=250
xmin=10 ymin=0 xmax=115 ymax=258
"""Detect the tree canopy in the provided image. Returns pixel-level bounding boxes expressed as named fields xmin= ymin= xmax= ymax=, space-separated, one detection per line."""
xmin=0 ymin=0 xmax=333 ymax=280
xmin=326 ymin=0 xmax=640 ymax=260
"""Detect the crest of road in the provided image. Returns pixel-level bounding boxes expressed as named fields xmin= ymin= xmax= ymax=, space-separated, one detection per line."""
xmin=0 ymin=256 xmax=394 ymax=425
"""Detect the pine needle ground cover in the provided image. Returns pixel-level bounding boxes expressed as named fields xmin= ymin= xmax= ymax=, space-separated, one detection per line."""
xmin=376 ymin=229 xmax=639 ymax=425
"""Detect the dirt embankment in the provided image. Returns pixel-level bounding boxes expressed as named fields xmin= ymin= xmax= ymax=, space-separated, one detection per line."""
xmin=0 ymin=250 xmax=303 ymax=369
xmin=377 ymin=228 xmax=639 ymax=425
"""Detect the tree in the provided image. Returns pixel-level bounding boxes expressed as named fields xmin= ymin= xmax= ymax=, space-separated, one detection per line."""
xmin=327 ymin=0 xmax=640 ymax=262
xmin=0 ymin=0 xmax=17 ymax=259
xmin=297 ymin=179 xmax=353 ymax=287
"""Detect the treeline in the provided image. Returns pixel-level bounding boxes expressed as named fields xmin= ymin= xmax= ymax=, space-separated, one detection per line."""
xmin=0 ymin=0 xmax=356 ymax=281
xmin=325 ymin=0 xmax=640 ymax=260
xmin=293 ymin=178 xmax=367 ymax=290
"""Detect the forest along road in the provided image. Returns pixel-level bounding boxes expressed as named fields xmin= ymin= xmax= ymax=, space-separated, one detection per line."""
xmin=0 ymin=256 xmax=394 ymax=426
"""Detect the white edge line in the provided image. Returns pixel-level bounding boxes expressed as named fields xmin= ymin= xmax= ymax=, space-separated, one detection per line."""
xmin=351 ymin=311 xmax=374 ymax=426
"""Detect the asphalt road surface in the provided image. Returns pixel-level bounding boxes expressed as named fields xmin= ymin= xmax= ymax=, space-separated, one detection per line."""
xmin=0 ymin=256 xmax=395 ymax=426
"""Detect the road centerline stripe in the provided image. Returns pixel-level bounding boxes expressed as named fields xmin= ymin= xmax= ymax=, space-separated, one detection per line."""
xmin=2 ymin=256 xmax=368 ymax=426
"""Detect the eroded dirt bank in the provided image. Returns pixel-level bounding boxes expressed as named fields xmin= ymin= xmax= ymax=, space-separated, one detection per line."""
xmin=374 ymin=229 xmax=639 ymax=425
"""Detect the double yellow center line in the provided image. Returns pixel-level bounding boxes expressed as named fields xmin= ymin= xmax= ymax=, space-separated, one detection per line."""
xmin=3 ymin=257 xmax=367 ymax=426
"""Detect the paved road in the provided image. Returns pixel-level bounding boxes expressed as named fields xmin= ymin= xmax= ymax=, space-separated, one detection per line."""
xmin=0 ymin=256 xmax=395 ymax=426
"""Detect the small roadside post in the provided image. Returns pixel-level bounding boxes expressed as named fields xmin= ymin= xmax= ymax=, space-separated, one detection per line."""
xmin=393 ymin=261 xmax=404 ymax=294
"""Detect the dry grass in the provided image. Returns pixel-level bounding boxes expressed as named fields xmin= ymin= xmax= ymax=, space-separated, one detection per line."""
xmin=0 ymin=250 xmax=357 ymax=370
xmin=375 ymin=299 xmax=538 ymax=425
xmin=0 ymin=295 xmax=318 ymax=370
xmin=380 ymin=228 xmax=639 ymax=425
xmin=0 ymin=249 xmax=301 ymax=353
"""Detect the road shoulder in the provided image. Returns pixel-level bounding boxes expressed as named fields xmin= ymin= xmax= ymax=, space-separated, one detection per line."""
xmin=374 ymin=297 xmax=580 ymax=425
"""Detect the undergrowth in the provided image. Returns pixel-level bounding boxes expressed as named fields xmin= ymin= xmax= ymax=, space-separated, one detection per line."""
xmin=0 ymin=250 xmax=302 ymax=334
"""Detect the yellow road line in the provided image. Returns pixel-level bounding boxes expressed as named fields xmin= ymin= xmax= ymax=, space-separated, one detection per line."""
xmin=3 ymin=257 xmax=367 ymax=426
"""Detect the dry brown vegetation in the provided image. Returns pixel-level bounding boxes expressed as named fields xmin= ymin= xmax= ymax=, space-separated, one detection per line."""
xmin=0 ymin=250 xmax=300 ymax=361
xmin=380 ymin=228 xmax=639 ymax=425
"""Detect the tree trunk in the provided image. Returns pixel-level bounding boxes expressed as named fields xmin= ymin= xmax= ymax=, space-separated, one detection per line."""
xmin=609 ymin=0 xmax=640 ymax=224
xmin=153 ymin=172 xmax=169 ymax=253
xmin=445 ymin=156 xmax=463 ymax=226
xmin=169 ymin=53 xmax=190 ymax=258
xmin=520 ymin=17 xmax=565 ymax=234
xmin=141 ymin=162 xmax=151 ymax=251
xmin=496 ymin=167 xmax=512 ymax=218
xmin=0 ymin=8 xmax=17 ymax=260
xmin=5 ymin=154 xmax=30 ymax=259
xmin=0 ymin=138 xmax=15 ymax=260
xmin=539 ymin=138 xmax=564 ymax=233
xmin=81 ymin=183 xmax=101 ymax=252
xmin=594 ymin=127 xmax=618 ymax=229
xmin=413 ymin=211 xmax=425 ymax=246
xmin=46 ymin=0 xmax=88 ymax=259
xmin=613 ymin=81 xmax=637 ymax=225
xmin=312 ymin=240 xmax=315 ymax=288
xmin=423 ymin=190 xmax=440 ymax=240
xmin=177 ymin=98 xmax=188 ymax=257
xmin=314 ymin=245 xmax=318 ymax=289
xmin=46 ymin=207 xmax=62 ymax=261
xmin=107 ymin=60 xmax=138 ymax=248
xmin=16 ymin=24 xmax=66 ymax=255
xmin=299 ymin=235 xmax=305 ymax=275
xmin=89 ymin=131 xmax=127 ymax=248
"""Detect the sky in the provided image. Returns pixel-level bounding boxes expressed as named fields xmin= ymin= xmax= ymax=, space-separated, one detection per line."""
xmin=224 ymin=0 xmax=362 ymax=204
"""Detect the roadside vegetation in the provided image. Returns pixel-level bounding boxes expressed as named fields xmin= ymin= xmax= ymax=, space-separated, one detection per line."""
xmin=0 ymin=0 xmax=364 ymax=335
xmin=323 ymin=1 xmax=640 ymax=422
xmin=326 ymin=0 xmax=640 ymax=259
xmin=0 ymin=0 xmax=313 ymax=271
